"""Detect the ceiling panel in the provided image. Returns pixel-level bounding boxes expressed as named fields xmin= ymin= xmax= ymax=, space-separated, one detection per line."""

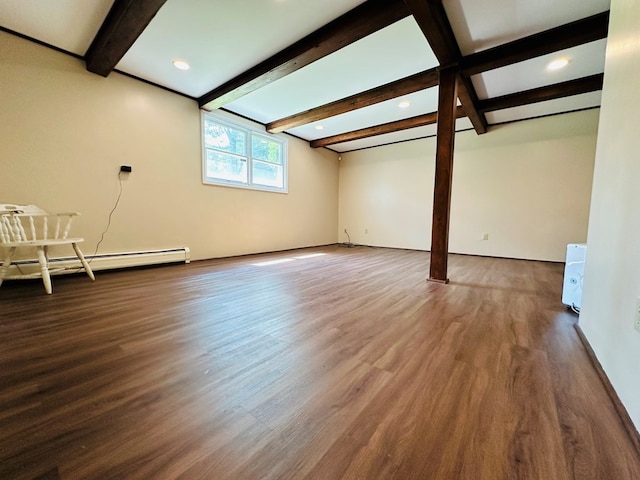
xmin=224 ymin=17 xmax=437 ymax=124
xmin=485 ymin=91 xmax=601 ymax=124
xmin=471 ymin=40 xmax=607 ymax=99
xmin=0 ymin=0 xmax=114 ymax=55
xmin=116 ymin=0 xmax=366 ymax=98
xmin=445 ymin=0 xmax=610 ymax=55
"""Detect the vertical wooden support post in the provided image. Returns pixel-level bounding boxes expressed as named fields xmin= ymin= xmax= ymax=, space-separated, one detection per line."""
xmin=428 ymin=66 xmax=458 ymax=283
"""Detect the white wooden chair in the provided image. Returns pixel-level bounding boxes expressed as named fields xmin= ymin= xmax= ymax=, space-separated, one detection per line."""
xmin=0 ymin=204 xmax=95 ymax=294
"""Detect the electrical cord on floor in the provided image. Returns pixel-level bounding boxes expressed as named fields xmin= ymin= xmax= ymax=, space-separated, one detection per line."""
xmin=570 ymin=303 xmax=581 ymax=315
xmin=343 ymin=228 xmax=355 ymax=248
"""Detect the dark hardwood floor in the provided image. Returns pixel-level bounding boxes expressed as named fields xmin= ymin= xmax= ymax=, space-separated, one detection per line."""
xmin=0 ymin=245 xmax=638 ymax=479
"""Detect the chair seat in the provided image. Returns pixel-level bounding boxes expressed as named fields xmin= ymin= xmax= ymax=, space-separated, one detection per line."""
xmin=2 ymin=237 xmax=85 ymax=248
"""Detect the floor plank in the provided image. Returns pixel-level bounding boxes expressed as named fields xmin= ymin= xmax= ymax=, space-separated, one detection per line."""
xmin=0 ymin=245 xmax=638 ymax=479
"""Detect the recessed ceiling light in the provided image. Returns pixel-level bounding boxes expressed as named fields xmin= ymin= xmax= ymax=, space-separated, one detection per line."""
xmin=547 ymin=58 xmax=569 ymax=71
xmin=398 ymin=100 xmax=411 ymax=109
xmin=315 ymin=125 xmax=324 ymax=130
xmin=172 ymin=59 xmax=190 ymax=71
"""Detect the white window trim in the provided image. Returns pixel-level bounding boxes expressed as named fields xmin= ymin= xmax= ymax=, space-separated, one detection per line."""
xmin=201 ymin=112 xmax=288 ymax=194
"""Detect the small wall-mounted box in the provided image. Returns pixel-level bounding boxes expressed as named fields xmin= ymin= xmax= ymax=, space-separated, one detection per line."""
xmin=120 ymin=165 xmax=132 ymax=173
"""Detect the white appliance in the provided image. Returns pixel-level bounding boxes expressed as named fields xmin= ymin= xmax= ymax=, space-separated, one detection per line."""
xmin=562 ymin=243 xmax=587 ymax=310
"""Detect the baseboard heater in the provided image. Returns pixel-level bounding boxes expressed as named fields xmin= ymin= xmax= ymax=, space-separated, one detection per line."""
xmin=3 ymin=247 xmax=190 ymax=278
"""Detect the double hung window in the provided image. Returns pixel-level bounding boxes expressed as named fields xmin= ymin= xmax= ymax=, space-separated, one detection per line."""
xmin=202 ymin=113 xmax=287 ymax=193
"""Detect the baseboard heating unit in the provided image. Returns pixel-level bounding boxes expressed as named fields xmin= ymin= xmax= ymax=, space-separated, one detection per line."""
xmin=3 ymin=247 xmax=190 ymax=278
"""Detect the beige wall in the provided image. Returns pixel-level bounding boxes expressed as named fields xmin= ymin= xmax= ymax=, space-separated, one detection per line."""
xmin=580 ymin=0 xmax=640 ymax=429
xmin=338 ymin=109 xmax=598 ymax=262
xmin=0 ymin=31 xmax=339 ymax=261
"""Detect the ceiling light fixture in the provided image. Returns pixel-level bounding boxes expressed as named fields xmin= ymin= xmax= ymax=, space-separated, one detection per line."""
xmin=315 ymin=125 xmax=324 ymax=130
xmin=398 ymin=100 xmax=411 ymax=108
xmin=172 ymin=59 xmax=190 ymax=71
xmin=546 ymin=58 xmax=569 ymax=71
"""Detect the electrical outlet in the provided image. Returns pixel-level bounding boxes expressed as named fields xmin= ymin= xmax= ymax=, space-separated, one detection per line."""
xmin=635 ymin=298 xmax=640 ymax=333
xmin=482 ymin=233 xmax=489 ymax=241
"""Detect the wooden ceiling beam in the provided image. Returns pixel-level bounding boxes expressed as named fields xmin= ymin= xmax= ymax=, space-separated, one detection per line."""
xmin=305 ymin=11 xmax=605 ymax=148
xmin=456 ymin=73 xmax=487 ymax=134
xmin=404 ymin=0 xmax=487 ymax=134
xmin=461 ymin=11 xmax=610 ymax=76
xmin=478 ymin=73 xmax=604 ymax=113
xmin=198 ymin=0 xmax=410 ymax=110
xmin=308 ymin=73 xmax=602 ymax=150
xmin=403 ymin=1 xmax=459 ymax=64
xmin=270 ymin=11 xmax=607 ymax=138
xmin=266 ymin=68 xmax=439 ymax=133
xmin=310 ymin=107 xmax=465 ymax=148
xmin=85 ymin=0 xmax=167 ymax=77
xmin=274 ymin=11 xmax=607 ymax=137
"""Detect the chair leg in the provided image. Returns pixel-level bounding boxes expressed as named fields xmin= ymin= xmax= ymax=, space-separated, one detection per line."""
xmin=0 ymin=247 xmax=16 ymax=288
xmin=72 ymin=243 xmax=95 ymax=281
xmin=36 ymin=246 xmax=52 ymax=294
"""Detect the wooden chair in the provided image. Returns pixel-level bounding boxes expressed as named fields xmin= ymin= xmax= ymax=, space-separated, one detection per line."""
xmin=0 ymin=204 xmax=95 ymax=294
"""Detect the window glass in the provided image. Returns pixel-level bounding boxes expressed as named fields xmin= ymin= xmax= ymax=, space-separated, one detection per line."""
xmin=252 ymin=134 xmax=282 ymax=165
xmin=205 ymin=150 xmax=247 ymax=184
xmin=204 ymin=118 xmax=246 ymax=155
xmin=202 ymin=114 xmax=287 ymax=193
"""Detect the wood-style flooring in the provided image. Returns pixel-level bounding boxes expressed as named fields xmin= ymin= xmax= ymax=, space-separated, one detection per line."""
xmin=0 ymin=245 xmax=638 ymax=479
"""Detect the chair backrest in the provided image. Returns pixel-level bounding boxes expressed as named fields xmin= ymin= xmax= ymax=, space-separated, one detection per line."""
xmin=0 ymin=209 xmax=79 ymax=245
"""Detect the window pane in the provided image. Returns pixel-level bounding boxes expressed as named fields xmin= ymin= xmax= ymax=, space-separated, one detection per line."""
xmin=205 ymin=150 xmax=247 ymax=183
xmin=204 ymin=119 xmax=246 ymax=155
xmin=253 ymin=159 xmax=283 ymax=188
xmin=202 ymin=113 xmax=287 ymax=193
xmin=252 ymin=134 xmax=282 ymax=165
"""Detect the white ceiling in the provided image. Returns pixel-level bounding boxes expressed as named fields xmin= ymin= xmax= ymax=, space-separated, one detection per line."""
xmin=471 ymin=40 xmax=607 ymax=99
xmin=0 ymin=0 xmax=113 ymax=55
xmin=0 ymin=0 xmax=610 ymax=153
xmin=225 ymin=16 xmax=438 ymax=124
xmin=446 ymin=0 xmax=609 ymax=55
xmin=117 ymin=0 xmax=367 ymax=98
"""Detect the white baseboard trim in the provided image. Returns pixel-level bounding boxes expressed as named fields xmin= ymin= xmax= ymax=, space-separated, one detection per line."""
xmin=3 ymin=247 xmax=190 ymax=278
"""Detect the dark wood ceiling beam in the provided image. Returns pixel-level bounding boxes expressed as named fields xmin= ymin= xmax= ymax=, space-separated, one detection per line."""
xmin=311 ymin=73 xmax=603 ymax=150
xmin=310 ymin=107 xmax=465 ymax=148
xmin=273 ymin=11 xmax=608 ymax=137
xmin=85 ymin=0 xmax=167 ymax=77
xmin=461 ymin=11 xmax=610 ymax=76
xmin=478 ymin=73 xmax=604 ymax=113
xmin=198 ymin=0 xmax=410 ymax=110
xmin=403 ymin=0 xmax=459 ymax=64
xmin=266 ymin=68 xmax=439 ymax=133
xmin=404 ymin=0 xmax=487 ymax=134
xmin=456 ymin=73 xmax=487 ymax=134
